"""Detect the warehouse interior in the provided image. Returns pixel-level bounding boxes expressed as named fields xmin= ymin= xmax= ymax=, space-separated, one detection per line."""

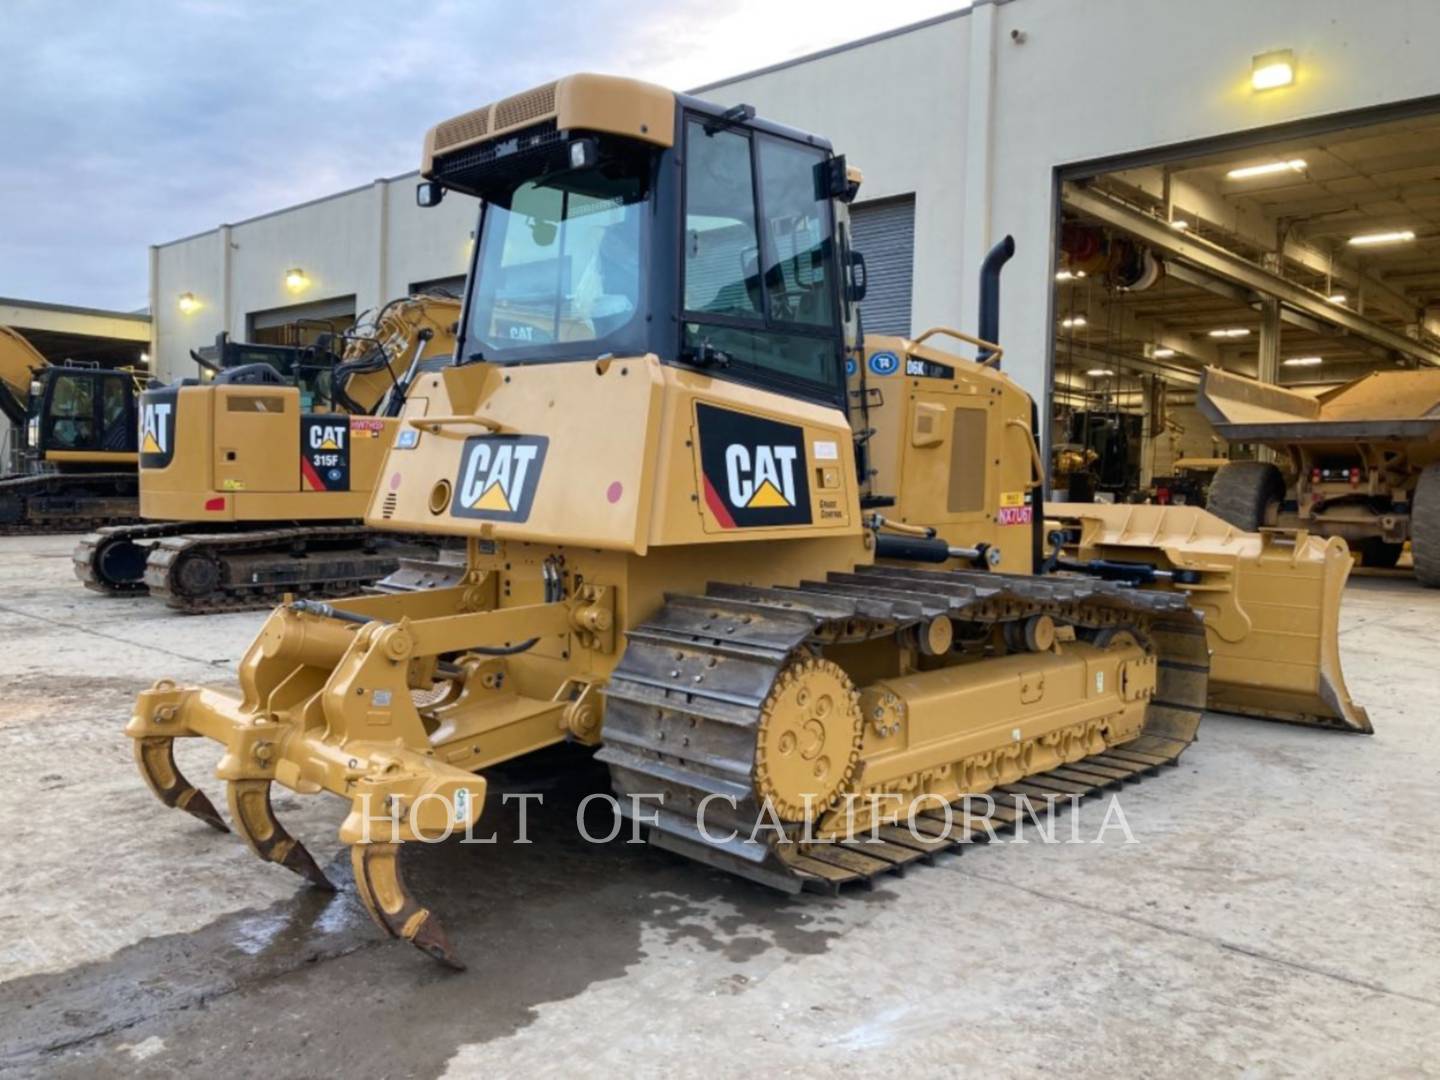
xmin=1049 ymin=107 xmax=1440 ymax=505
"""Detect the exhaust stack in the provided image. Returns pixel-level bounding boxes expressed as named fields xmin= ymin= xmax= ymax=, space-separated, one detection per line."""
xmin=977 ymin=235 xmax=1015 ymax=366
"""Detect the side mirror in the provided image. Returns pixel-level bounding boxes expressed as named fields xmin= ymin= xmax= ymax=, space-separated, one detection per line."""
xmin=416 ymin=181 xmax=446 ymax=208
xmin=846 ymin=249 xmax=868 ymax=303
xmin=815 ymin=154 xmax=856 ymax=201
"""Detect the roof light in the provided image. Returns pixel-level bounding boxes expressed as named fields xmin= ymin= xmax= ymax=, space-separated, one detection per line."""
xmin=1251 ymin=49 xmax=1296 ymax=91
xmin=178 ymin=292 xmax=199 ymax=314
xmin=1086 ymin=368 xmax=1115 ymax=377
xmin=1327 ymin=293 xmax=1347 ymax=304
xmin=1226 ymin=159 xmax=1306 ymax=181
xmin=1153 ymin=347 xmax=1176 ymax=358
xmin=1283 ymin=356 xmax=1323 ymax=367
xmin=1349 ymin=230 xmax=1416 ymax=246
xmin=1208 ymin=328 xmax=1251 ymax=338
xmin=1055 ymin=269 xmax=1086 ymax=282
xmin=1061 ymin=316 xmax=1087 ymax=328
xmin=1170 ymin=219 xmax=1191 ymax=231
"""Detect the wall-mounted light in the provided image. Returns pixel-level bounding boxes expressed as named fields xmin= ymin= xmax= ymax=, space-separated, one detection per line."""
xmin=1086 ymin=368 xmax=1115 ymax=377
xmin=178 ymin=292 xmax=199 ymax=314
xmin=284 ymin=267 xmax=309 ymax=291
xmin=1349 ymin=230 xmax=1415 ymax=247
xmin=1208 ymin=327 xmax=1251 ymax=338
xmin=139 ymin=351 xmax=150 ymax=365
xmin=1226 ymin=159 xmax=1306 ymax=181
xmin=1251 ymin=49 xmax=1296 ymax=91
xmin=1061 ymin=316 xmax=1087 ymax=329
xmin=1283 ymin=356 xmax=1324 ymax=367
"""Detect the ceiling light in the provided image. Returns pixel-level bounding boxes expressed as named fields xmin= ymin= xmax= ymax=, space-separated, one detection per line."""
xmin=1153 ymin=347 xmax=1176 ymax=358
xmin=1251 ymin=49 xmax=1296 ymax=91
xmin=1086 ymin=368 xmax=1115 ymax=377
xmin=1055 ymin=269 xmax=1086 ymax=282
xmin=1226 ymin=159 xmax=1307 ymax=181
xmin=1349 ymin=230 xmax=1416 ymax=246
xmin=139 ymin=351 xmax=150 ymax=365
xmin=284 ymin=267 xmax=309 ymax=290
xmin=178 ymin=292 xmax=198 ymax=314
xmin=1327 ymin=293 xmax=1347 ymax=304
xmin=1170 ymin=219 xmax=1190 ymax=231
xmin=1061 ymin=316 xmax=1087 ymax=328
xmin=1283 ymin=356 xmax=1323 ymax=367
xmin=1208 ymin=328 xmax=1251 ymax=338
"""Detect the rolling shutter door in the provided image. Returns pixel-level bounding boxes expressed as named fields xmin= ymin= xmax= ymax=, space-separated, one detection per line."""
xmin=848 ymin=195 xmax=915 ymax=337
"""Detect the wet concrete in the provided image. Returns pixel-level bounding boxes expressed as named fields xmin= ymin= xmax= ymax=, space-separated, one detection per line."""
xmin=2 ymin=534 xmax=1438 ymax=1077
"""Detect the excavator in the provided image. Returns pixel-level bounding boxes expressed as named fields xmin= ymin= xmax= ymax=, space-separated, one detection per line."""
xmin=126 ymin=74 xmax=1366 ymax=968
xmin=0 ymin=326 xmax=143 ymax=532
xmin=75 ymin=294 xmax=461 ymax=612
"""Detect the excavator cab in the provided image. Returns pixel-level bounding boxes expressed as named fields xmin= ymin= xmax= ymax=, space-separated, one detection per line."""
xmin=11 ymin=365 xmax=137 ymax=469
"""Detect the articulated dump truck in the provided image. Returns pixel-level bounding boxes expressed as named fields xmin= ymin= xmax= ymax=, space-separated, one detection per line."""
xmin=1200 ymin=364 xmax=1440 ymax=583
xmin=127 ymin=74 xmax=1367 ymax=968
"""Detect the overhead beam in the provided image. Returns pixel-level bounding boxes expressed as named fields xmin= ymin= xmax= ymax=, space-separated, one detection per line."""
xmin=1064 ymin=182 xmax=1440 ymax=368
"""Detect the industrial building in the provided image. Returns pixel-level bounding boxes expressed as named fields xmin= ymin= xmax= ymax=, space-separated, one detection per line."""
xmin=148 ymin=0 xmax=1440 ymax=506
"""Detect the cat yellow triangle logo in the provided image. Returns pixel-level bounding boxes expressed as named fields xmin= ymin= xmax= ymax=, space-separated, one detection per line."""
xmin=142 ymin=431 xmax=162 ymax=454
xmin=473 ymin=482 xmax=512 ymax=513
xmin=746 ymin=479 xmax=790 ymax=508
xmin=319 ymin=438 xmax=339 ymax=450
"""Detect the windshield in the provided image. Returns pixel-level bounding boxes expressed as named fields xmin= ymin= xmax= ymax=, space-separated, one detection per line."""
xmin=467 ymin=167 xmax=648 ymax=361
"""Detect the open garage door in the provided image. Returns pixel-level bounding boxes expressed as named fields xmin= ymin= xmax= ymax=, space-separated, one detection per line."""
xmin=247 ymin=295 xmax=357 ymax=348
xmin=850 ymin=195 xmax=915 ymax=337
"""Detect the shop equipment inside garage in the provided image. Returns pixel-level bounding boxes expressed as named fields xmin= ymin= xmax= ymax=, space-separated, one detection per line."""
xmin=1049 ymin=108 xmax=1440 ymax=523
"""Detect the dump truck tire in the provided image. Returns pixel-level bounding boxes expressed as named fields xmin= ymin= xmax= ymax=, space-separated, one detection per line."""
xmin=1413 ymin=463 xmax=1440 ymax=587
xmin=1357 ymin=537 xmax=1403 ymax=569
xmin=1206 ymin=461 xmax=1285 ymax=532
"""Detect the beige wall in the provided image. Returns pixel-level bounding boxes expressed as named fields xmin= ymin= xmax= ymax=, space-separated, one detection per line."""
xmin=153 ymin=178 xmax=475 ymax=382
xmin=150 ymin=0 xmax=1440 ymax=410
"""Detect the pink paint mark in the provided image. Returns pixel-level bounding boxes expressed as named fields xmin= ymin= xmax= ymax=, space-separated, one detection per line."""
xmin=606 ymin=481 xmax=623 ymax=504
xmin=389 ymin=472 xmax=403 ymax=491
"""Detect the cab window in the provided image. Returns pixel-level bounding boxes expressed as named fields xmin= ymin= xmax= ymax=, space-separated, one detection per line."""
xmin=46 ymin=374 xmax=96 ymax=449
xmin=681 ymin=117 xmax=842 ymax=403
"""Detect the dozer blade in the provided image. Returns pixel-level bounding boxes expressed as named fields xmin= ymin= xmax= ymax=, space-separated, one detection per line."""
xmin=1050 ymin=502 xmax=1370 ymax=733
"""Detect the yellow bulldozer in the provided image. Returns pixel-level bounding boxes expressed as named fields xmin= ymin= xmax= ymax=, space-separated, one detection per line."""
xmin=127 ymin=74 xmax=1366 ymax=968
xmin=75 ymin=294 xmax=462 ymax=611
xmin=0 ymin=327 xmax=143 ymax=532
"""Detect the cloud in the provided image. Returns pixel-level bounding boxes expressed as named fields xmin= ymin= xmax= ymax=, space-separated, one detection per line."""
xmin=0 ymin=0 xmax=963 ymax=310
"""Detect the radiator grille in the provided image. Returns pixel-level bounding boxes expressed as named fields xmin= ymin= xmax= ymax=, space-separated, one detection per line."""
xmin=381 ymin=492 xmax=398 ymax=520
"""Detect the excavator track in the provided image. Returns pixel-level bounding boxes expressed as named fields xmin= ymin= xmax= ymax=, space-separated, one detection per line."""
xmin=117 ymin=525 xmax=438 ymax=613
xmin=0 ymin=471 xmax=138 ymax=535
xmin=599 ymin=565 xmax=1207 ymax=894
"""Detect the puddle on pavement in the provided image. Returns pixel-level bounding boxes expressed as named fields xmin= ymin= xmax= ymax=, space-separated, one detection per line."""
xmin=0 ymin=746 xmax=892 ymax=1078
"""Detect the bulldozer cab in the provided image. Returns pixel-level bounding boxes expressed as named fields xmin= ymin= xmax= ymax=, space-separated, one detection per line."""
xmin=428 ymin=79 xmax=852 ymax=411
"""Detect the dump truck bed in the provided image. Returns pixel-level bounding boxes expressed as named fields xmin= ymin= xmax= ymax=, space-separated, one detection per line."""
xmin=1199 ymin=366 xmax=1440 ymax=444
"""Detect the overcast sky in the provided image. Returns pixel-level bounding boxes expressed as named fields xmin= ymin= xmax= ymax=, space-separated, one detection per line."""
xmin=0 ymin=0 xmax=964 ymax=312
